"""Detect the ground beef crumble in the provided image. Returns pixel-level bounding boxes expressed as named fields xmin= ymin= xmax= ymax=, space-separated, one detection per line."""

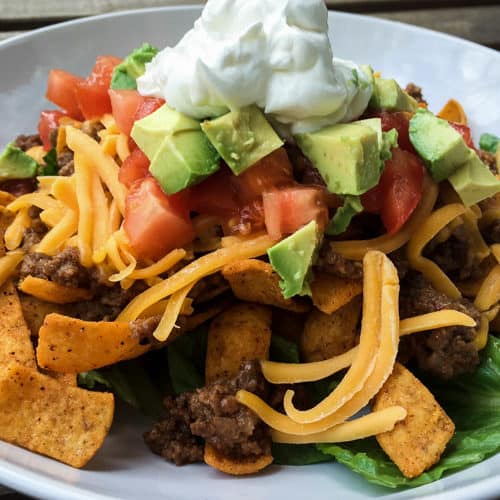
xmin=399 ymin=272 xmax=480 ymax=380
xmin=478 ymin=149 xmax=497 ymax=175
xmin=405 ymin=83 xmax=427 ymax=105
xmin=144 ymin=360 xmax=271 ymax=465
xmin=14 ymin=134 xmax=42 ymax=151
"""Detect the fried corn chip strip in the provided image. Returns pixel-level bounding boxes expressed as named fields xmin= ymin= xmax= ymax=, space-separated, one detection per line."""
xmin=204 ymin=303 xmax=273 ymax=475
xmin=222 ymin=259 xmax=310 ymax=312
xmin=301 ymin=297 xmax=361 ymax=362
xmin=437 ymin=98 xmax=467 ymax=125
xmin=373 ymin=363 xmax=455 ymax=478
xmin=37 ymin=313 xmax=151 ymax=373
xmin=310 ymin=274 xmax=362 ymax=314
xmin=0 ymin=363 xmax=113 ymax=468
xmin=19 ymin=275 xmax=93 ymax=304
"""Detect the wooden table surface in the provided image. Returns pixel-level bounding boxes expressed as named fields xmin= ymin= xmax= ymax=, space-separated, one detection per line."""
xmin=0 ymin=0 xmax=498 ymax=498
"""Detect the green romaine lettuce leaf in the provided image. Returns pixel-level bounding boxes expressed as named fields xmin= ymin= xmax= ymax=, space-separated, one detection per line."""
xmin=317 ymin=336 xmax=500 ymax=488
xmin=167 ymin=326 xmax=208 ymax=394
xmin=273 ymin=443 xmax=332 ymax=465
xmin=78 ymin=356 xmax=164 ymax=417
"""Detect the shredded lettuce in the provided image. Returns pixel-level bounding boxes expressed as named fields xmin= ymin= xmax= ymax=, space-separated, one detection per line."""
xmin=40 ymin=148 xmax=58 ymax=176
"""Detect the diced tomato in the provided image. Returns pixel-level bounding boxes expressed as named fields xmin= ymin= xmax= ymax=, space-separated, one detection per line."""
xmin=449 ymin=122 xmax=476 ymax=150
xmin=378 ymin=111 xmax=416 ymax=154
xmin=119 ymin=148 xmax=150 ymax=188
xmin=262 ymin=185 xmax=328 ymax=240
xmin=38 ymin=110 xmax=69 ymax=151
xmin=190 ymin=167 xmax=240 ymax=218
xmin=124 ymin=177 xmax=195 ymax=261
xmin=75 ymin=55 xmax=122 ymax=119
xmin=133 ymin=97 xmax=165 ymax=122
xmin=232 ymin=148 xmax=294 ymax=204
xmin=109 ymin=89 xmax=145 ymax=136
xmin=363 ymin=148 xmax=424 ymax=235
xmin=127 ymin=97 xmax=166 ymax=150
xmin=45 ymin=69 xmax=84 ymax=120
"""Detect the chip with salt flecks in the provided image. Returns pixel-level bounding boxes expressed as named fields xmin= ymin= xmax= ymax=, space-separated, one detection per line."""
xmin=222 ymin=259 xmax=310 ymax=312
xmin=0 ymin=362 xmax=114 ymax=468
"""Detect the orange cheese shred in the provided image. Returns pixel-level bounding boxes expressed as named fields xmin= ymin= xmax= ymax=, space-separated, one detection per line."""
xmin=330 ymin=178 xmax=438 ymax=260
xmin=407 ymin=203 xmax=466 ymax=300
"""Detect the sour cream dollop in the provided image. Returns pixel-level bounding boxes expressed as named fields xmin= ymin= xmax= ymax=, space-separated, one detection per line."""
xmin=137 ymin=0 xmax=372 ymax=134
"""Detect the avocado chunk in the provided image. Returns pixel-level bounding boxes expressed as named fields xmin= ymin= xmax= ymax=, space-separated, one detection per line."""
xmin=110 ymin=43 xmax=159 ymax=90
xmin=409 ymin=109 xmax=470 ymax=182
xmin=448 ymin=148 xmax=500 ymax=206
xmin=479 ymin=133 xmax=499 ymax=154
xmin=0 ymin=143 xmax=38 ymax=181
xmin=326 ymin=195 xmax=363 ymax=236
xmin=370 ymin=78 xmax=418 ymax=113
xmin=149 ymin=130 xmax=220 ymax=194
xmin=267 ymin=220 xmax=321 ymax=299
xmin=131 ymin=104 xmax=201 ymax=159
xmin=295 ymin=119 xmax=382 ymax=195
xmin=201 ymin=106 xmax=283 ymax=175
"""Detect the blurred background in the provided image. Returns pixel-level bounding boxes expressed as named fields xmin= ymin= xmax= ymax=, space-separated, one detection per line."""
xmin=0 ymin=0 xmax=499 ymax=50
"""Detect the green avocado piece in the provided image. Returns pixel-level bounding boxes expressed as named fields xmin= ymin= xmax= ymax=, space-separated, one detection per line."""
xmin=131 ymin=104 xmax=201 ymax=159
xmin=448 ymin=148 xmax=500 ymax=206
xmin=409 ymin=109 xmax=471 ymax=182
xmin=326 ymin=195 xmax=363 ymax=236
xmin=201 ymin=106 xmax=283 ymax=175
xmin=110 ymin=43 xmax=159 ymax=90
xmin=149 ymin=130 xmax=220 ymax=194
xmin=370 ymin=78 xmax=418 ymax=113
xmin=267 ymin=220 xmax=321 ymax=299
xmin=295 ymin=120 xmax=382 ymax=195
xmin=0 ymin=143 xmax=38 ymax=181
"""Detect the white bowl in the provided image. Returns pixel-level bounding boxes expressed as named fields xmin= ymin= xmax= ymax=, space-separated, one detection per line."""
xmin=0 ymin=6 xmax=499 ymax=500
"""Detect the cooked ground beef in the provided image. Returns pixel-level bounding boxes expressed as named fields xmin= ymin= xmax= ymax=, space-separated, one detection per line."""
xmin=145 ymin=360 xmax=270 ymax=465
xmin=478 ymin=149 xmax=497 ymax=175
xmin=317 ymin=244 xmax=408 ymax=280
xmin=316 ymin=244 xmax=363 ymax=280
xmin=144 ymin=393 xmax=204 ymax=465
xmin=399 ymin=272 xmax=480 ymax=379
xmin=405 ymin=83 xmax=427 ymax=104
xmin=0 ymin=178 xmax=37 ymax=196
xmin=20 ymin=247 xmax=90 ymax=288
xmin=70 ymin=280 xmax=147 ymax=322
xmin=81 ymin=120 xmax=105 ymax=142
xmin=14 ymin=134 xmax=42 ymax=151
xmin=57 ymin=149 xmax=75 ymax=176
xmin=285 ymin=141 xmax=326 ymax=186
xmin=22 ymin=207 xmax=48 ymax=250
xmin=424 ymin=224 xmax=487 ymax=282
xmin=484 ymin=220 xmax=500 ymax=244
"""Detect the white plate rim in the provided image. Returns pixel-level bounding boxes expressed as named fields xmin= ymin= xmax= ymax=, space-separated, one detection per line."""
xmin=0 ymin=5 xmax=499 ymax=500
